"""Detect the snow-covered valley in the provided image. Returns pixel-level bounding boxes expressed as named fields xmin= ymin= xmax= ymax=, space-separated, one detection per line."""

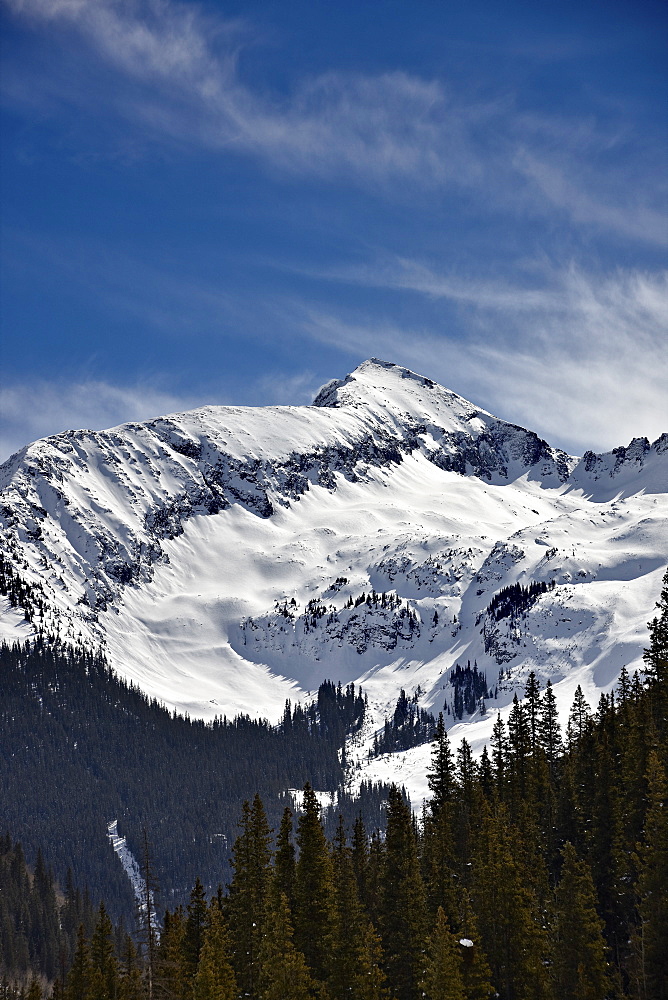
xmin=1 ymin=359 xmax=666 ymax=806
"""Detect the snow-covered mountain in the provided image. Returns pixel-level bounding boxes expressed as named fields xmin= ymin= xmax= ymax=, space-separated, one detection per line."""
xmin=1 ymin=359 xmax=666 ymax=803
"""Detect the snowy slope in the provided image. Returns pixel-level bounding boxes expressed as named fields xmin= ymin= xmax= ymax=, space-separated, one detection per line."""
xmin=1 ymin=359 xmax=666 ymax=803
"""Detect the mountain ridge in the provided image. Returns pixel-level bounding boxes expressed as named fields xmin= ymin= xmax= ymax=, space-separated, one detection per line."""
xmin=1 ymin=358 xmax=666 ymax=803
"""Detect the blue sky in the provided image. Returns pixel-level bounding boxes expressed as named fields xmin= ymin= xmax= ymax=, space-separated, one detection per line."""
xmin=1 ymin=0 xmax=666 ymax=460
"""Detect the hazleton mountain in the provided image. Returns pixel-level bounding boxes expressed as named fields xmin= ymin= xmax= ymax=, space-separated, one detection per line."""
xmin=1 ymin=358 xmax=666 ymax=801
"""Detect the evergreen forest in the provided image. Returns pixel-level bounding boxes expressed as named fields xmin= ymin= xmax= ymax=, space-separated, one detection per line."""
xmin=1 ymin=568 xmax=667 ymax=1000
xmin=0 ymin=641 xmax=383 ymax=915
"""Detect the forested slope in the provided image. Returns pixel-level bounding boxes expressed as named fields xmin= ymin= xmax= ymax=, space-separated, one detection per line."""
xmin=0 ymin=641 xmax=378 ymax=915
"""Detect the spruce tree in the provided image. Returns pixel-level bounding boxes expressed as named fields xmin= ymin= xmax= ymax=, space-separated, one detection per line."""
xmin=30 ymin=848 xmax=59 ymax=981
xmin=90 ymin=903 xmax=118 ymax=1000
xmin=273 ymin=807 xmax=296 ymax=913
xmin=378 ymin=785 xmax=427 ymax=1000
xmin=477 ymin=747 xmax=494 ymax=799
xmin=183 ymin=879 xmax=209 ymax=984
xmin=631 ymin=751 xmax=668 ymax=999
xmin=427 ymin=714 xmax=456 ymax=817
xmin=538 ymin=680 xmax=562 ymax=779
xmin=25 ymin=980 xmax=42 ymax=1000
xmin=138 ymin=829 xmax=159 ymax=1000
xmin=552 ymin=842 xmax=612 ymax=1000
xmin=351 ymin=814 xmax=369 ymax=907
xmin=363 ymin=832 xmax=385 ymax=927
xmin=119 ymin=937 xmax=145 ymax=1000
xmin=423 ymin=717 xmax=459 ymax=918
xmin=490 ymin=714 xmax=507 ymax=797
xmin=227 ymin=794 xmax=272 ymax=997
xmin=65 ymin=926 xmax=92 ymax=1000
xmin=453 ymin=738 xmax=480 ymax=878
xmin=193 ymin=901 xmax=236 ymax=1000
xmin=566 ymin=686 xmax=592 ymax=747
xmin=643 ymin=567 xmax=668 ymax=761
xmin=155 ymin=908 xmax=187 ymax=1000
xmin=524 ymin=672 xmax=541 ymax=752
xmin=506 ymin=694 xmax=531 ymax=813
xmin=294 ymin=783 xmax=334 ymax=982
xmin=472 ymin=804 xmax=551 ymax=1000
xmin=355 ymin=923 xmax=391 ymax=1000
xmin=589 ymin=730 xmax=630 ymax=970
xmin=422 ymin=808 xmax=458 ymax=924
xmin=456 ymin=893 xmax=494 ymax=1000
xmin=257 ymin=890 xmax=318 ymax=1000
xmin=326 ymin=816 xmax=367 ymax=1000
xmin=420 ymin=907 xmax=465 ymax=1000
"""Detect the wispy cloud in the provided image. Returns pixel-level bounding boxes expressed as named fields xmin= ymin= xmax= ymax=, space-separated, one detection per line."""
xmin=3 ymin=0 xmax=666 ymax=242
xmin=514 ymin=149 xmax=668 ymax=248
xmin=300 ymin=263 xmax=668 ymax=454
xmin=3 ymin=0 xmax=477 ymax=187
xmin=254 ymin=370 xmax=322 ymax=407
xmin=0 ymin=378 xmax=198 ymax=461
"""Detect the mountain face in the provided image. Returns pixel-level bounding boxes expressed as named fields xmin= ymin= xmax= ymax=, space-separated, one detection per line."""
xmin=1 ymin=359 xmax=666 ymax=800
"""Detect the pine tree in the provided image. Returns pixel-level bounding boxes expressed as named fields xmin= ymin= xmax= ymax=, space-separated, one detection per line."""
xmin=293 ymin=783 xmax=334 ymax=982
xmin=119 ymin=937 xmax=145 ymax=1000
xmin=472 ymin=804 xmax=551 ymax=1000
xmin=552 ymin=842 xmax=612 ymax=1000
xmin=65 ymin=926 xmax=92 ymax=1000
xmin=351 ymin=814 xmax=369 ymax=906
xmin=90 ymin=903 xmax=118 ymax=1000
xmin=537 ymin=680 xmax=562 ymax=780
xmin=257 ymin=890 xmax=318 ymax=1000
xmin=631 ymin=751 xmax=668 ymax=1000
xmin=155 ymin=908 xmax=187 ymax=1000
xmin=427 ymin=715 xmax=456 ymax=818
xmin=183 ymin=879 xmax=209 ymax=984
xmin=138 ymin=829 xmax=159 ymax=1000
xmin=455 ymin=893 xmax=494 ymax=1000
xmin=420 ymin=907 xmax=465 ymax=1000
xmin=355 ymin=923 xmax=391 ymax=1000
xmin=193 ymin=901 xmax=236 ymax=1000
xmin=643 ymin=567 xmax=668 ymax=761
xmin=507 ymin=694 xmax=531 ymax=813
xmin=326 ymin=816 xmax=367 ymax=1000
xmin=566 ymin=686 xmax=592 ymax=747
xmin=227 ymin=794 xmax=273 ymax=997
xmin=378 ymin=785 xmax=427 ymax=1000
xmin=273 ymin=807 xmax=296 ymax=912
xmin=524 ymin=672 xmax=541 ymax=752
xmin=490 ymin=714 xmax=507 ymax=797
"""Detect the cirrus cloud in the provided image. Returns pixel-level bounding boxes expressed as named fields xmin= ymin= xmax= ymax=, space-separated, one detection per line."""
xmin=3 ymin=0 xmax=666 ymax=243
xmin=299 ymin=262 xmax=668 ymax=454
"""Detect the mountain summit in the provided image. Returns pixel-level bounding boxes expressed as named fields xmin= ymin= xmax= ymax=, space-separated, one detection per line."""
xmin=1 ymin=359 xmax=666 ymax=795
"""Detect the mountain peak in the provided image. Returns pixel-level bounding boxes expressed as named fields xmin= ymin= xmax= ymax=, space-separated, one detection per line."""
xmin=312 ymin=357 xmax=483 ymax=427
